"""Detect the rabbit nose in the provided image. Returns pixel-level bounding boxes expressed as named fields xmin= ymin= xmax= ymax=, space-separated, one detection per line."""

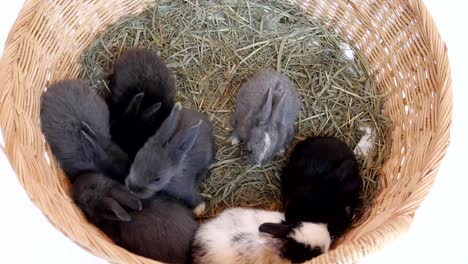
xmin=313 ymin=246 xmax=324 ymax=255
xmin=125 ymin=178 xmax=142 ymax=193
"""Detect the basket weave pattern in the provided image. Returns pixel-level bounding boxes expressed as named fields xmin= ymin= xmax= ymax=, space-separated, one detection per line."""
xmin=0 ymin=0 xmax=452 ymax=263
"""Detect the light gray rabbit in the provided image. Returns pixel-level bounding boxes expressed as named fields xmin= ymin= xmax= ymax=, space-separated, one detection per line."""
xmin=40 ymin=80 xmax=129 ymax=182
xmin=126 ymin=102 xmax=216 ymax=216
xmin=232 ymin=69 xmax=300 ymax=166
xmin=72 ymin=173 xmax=197 ymax=263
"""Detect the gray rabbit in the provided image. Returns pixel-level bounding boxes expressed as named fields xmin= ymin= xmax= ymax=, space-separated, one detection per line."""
xmin=126 ymin=102 xmax=216 ymax=216
xmin=72 ymin=173 xmax=197 ymax=263
xmin=232 ymin=69 xmax=300 ymax=166
xmin=40 ymin=80 xmax=129 ymax=182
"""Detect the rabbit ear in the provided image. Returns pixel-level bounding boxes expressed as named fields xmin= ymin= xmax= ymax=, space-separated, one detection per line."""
xmin=259 ymin=222 xmax=290 ymax=238
xmin=141 ymin=102 xmax=162 ymax=124
xmin=101 ymin=197 xmax=131 ymax=222
xmin=334 ymin=159 xmax=356 ymax=182
xmin=80 ymin=122 xmax=98 ymax=161
xmin=111 ymin=187 xmax=143 ymax=211
xmin=81 ymin=121 xmax=96 ymax=137
xmin=259 ymin=222 xmax=289 ymax=254
xmin=271 ymin=91 xmax=286 ymax=123
xmin=158 ymin=102 xmax=182 ymax=145
xmin=257 ymin=88 xmax=273 ymax=124
xmin=171 ymin=120 xmax=201 ymax=159
xmin=123 ymin=92 xmax=144 ymax=117
xmin=80 ymin=121 xmax=111 ymax=162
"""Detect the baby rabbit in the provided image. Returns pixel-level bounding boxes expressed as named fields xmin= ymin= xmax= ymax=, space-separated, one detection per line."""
xmin=40 ymin=80 xmax=129 ymax=182
xmin=232 ymin=69 xmax=300 ymax=166
xmin=72 ymin=173 xmax=197 ymax=263
xmin=281 ymin=136 xmax=362 ymax=239
xmin=108 ymin=48 xmax=176 ymax=159
xmin=72 ymin=172 xmax=142 ymax=222
xmin=126 ymin=103 xmax=216 ymax=215
xmin=192 ymin=208 xmax=331 ymax=264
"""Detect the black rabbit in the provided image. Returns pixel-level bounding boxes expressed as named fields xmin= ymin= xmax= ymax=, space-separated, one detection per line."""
xmin=281 ymin=136 xmax=362 ymax=239
xmin=108 ymin=48 xmax=176 ymax=159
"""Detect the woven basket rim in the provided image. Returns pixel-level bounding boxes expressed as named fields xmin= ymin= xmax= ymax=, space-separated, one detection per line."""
xmin=0 ymin=0 xmax=453 ymax=263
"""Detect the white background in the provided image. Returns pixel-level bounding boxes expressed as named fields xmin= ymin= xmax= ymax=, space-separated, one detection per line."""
xmin=0 ymin=1 xmax=467 ymax=263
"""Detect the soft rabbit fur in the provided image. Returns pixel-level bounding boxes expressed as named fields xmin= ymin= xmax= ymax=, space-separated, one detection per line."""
xmin=232 ymin=69 xmax=300 ymax=166
xmin=126 ymin=103 xmax=216 ymax=214
xmin=109 ymin=48 xmax=176 ymax=159
xmin=72 ymin=172 xmax=142 ymax=222
xmin=192 ymin=208 xmax=330 ymax=264
xmin=281 ymin=136 xmax=362 ymax=239
xmin=40 ymin=80 xmax=129 ymax=182
xmin=72 ymin=173 xmax=198 ymax=264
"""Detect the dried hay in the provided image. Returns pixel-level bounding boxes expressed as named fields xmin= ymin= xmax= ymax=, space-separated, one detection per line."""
xmin=79 ymin=0 xmax=389 ymax=222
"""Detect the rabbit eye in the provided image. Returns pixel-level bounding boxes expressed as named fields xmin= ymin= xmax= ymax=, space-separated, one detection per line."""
xmin=151 ymin=178 xmax=161 ymax=184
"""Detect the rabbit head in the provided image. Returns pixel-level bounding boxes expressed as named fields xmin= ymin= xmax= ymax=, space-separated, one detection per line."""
xmin=246 ymin=87 xmax=287 ymax=166
xmin=110 ymin=91 xmax=163 ymax=158
xmin=259 ymin=221 xmax=330 ymax=263
xmin=120 ymin=92 xmax=163 ymax=125
xmin=72 ymin=173 xmax=142 ymax=224
xmin=126 ymin=103 xmax=202 ymax=199
xmin=80 ymin=121 xmax=130 ymax=181
xmin=284 ymin=159 xmax=361 ymax=238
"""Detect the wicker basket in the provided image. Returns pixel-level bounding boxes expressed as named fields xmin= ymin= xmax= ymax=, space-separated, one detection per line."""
xmin=0 ymin=0 xmax=452 ymax=263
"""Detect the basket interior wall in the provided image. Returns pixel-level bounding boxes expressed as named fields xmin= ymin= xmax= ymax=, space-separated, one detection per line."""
xmin=0 ymin=0 xmax=451 ymax=263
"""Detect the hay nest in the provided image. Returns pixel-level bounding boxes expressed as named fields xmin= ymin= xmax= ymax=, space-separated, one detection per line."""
xmin=79 ymin=0 xmax=389 ymax=221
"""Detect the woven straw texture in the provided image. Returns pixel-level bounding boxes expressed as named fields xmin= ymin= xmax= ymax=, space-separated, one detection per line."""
xmin=0 ymin=0 xmax=452 ymax=263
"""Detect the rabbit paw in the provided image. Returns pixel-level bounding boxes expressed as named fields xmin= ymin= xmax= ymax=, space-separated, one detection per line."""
xmin=278 ymin=148 xmax=285 ymax=155
xmin=193 ymin=202 xmax=206 ymax=217
xmin=230 ymin=136 xmax=240 ymax=145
